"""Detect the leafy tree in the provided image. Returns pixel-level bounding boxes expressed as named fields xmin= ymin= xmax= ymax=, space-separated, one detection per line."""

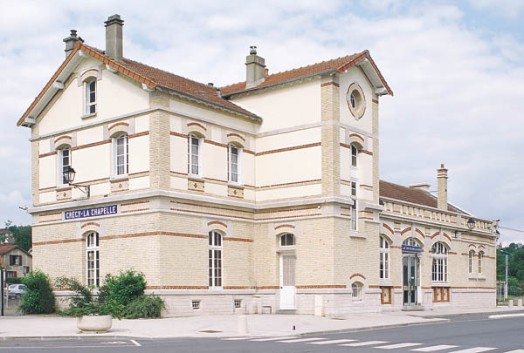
xmin=7 ymin=225 xmax=32 ymax=252
xmin=19 ymin=271 xmax=55 ymax=314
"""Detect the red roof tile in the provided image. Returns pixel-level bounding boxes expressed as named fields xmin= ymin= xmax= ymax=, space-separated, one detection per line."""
xmin=221 ymin=50 xmax=392 ymax=96
xmin=379 ymin=180 xmax=464 ymax=214
xmin=0 ymin=244 xmax=16 ymax=255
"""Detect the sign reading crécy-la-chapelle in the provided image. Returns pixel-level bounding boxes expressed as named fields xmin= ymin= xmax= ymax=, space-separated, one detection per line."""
xmin=64 ymin=205 xmax=118 ymax=220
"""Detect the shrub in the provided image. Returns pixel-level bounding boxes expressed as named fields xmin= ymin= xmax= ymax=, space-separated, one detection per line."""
xmin=124 ymin=295 xmax=166 ymax=319
xmin=19 ymin=271 xmax=55 ymax=314
xmin=99 ymin=270 xmax=146 ymax=308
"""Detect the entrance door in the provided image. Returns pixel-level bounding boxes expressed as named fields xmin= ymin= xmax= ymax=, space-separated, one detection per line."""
xmin=280 ymin=255 xmax=296 ymax=310
xmin=403 ymin=255 xmax=419 ymax=305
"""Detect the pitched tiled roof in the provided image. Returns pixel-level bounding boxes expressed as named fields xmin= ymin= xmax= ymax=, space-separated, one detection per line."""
xmin=0 ymin=244 xmax=16 ymax=255
xmin=17 ymin=42 xmax=261 ymax=126
xmin=221 ymin=50 xmax=392 ymax=96
xmin=379 ymin=180 xmax=464 ymax=214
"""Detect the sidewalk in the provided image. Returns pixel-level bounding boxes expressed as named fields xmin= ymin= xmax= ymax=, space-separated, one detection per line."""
xmin=1 ymin=306 xmax=523 ymax=340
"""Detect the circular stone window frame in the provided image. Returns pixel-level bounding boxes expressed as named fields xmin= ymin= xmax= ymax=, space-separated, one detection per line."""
xmin=346 ymin=83 xmax=366 ymax=120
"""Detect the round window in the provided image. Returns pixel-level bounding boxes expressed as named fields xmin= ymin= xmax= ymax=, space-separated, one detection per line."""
xmin=347 ymin=83 xmax=366 ymax=119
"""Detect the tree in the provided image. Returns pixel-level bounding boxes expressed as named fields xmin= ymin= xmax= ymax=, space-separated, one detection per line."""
xmin=7 ymin=225 xmax=32 ymax=252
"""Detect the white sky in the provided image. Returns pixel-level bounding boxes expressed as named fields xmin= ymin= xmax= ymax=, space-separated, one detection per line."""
xmin=1 ymin=0 xmax=522 ymax=244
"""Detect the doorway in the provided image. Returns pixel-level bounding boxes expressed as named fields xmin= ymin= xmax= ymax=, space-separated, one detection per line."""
xmin=403 ymin=255 xmax=419 ymax=306
xmin=279 ymin=255 xmax=296 ymax=310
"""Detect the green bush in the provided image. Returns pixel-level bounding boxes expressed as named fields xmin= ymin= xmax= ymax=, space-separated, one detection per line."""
xmin=99 ymin=270 xmax=146 ymax=308
xmin=6 ymin=277 xmax=24 ymax=285
xmin=124 ymin=295 xmax=166 ymax=319
xmin=19 ymin=271 xmax=55 ymax=314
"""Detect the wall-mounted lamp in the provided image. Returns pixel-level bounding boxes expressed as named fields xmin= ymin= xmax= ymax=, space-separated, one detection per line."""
xmin=466 ymin=217 xmax=475 ymax=230
xmin=64 ymin=166 xmax=90 ymax=198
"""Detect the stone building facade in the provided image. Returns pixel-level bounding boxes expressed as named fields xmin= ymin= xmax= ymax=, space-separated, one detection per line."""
xmin=17 ymin=15 xmax=498 ymax=316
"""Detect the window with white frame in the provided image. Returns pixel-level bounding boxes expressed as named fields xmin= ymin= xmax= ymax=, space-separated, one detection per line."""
xmin=209 ymin=231 xmax=222 ymax=288
xmin=228 ymin=144 xmax=241 ymax=183
xmin=84 ymin=78 xmax=96 ymax=115
xmin=478 ymin=251 xmax=484 ymax=274
xmin=58 ymin=147 xmax=71 ymax=185
xmin=351 ymin=181 xmax=358 ymax=231
xmin=86 ymin=232 xmax=100 ymax=287
xmin=112 ymin=134 xmax=129 ymax=176
xmin=432 ymin=242 xmax=448 ymax=282
xmin=188 ymin=134 xmax=201 ymax=176
xmin=468 ymin=250 xmax=475 ymax=274
xmin=380 ymin=236 xmax=390 ymax=279
xmin=351 ymin=144 xmax=359 ymax=168
xmin=352 ymin=282 xmax=363 ymax=300
xmin=280 ymin=233 xmax=295 ymax=247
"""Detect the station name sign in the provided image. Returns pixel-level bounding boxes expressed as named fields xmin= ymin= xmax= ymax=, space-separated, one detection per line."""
xmin=64 ymin=205 xmax=118 ymax=220
xmin=401 ymin=245 xmax=422 ymax=253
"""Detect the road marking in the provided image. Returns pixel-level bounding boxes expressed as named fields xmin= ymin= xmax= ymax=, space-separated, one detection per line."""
xmin=309 ymin=339 xmax=357 ymax=345
xmin=412 ymin=345 xmax=459 ymax=352
xmin=449 ymin=348 xmax=496 ymax=353
xmin=130 ymin=340 xmax=141 ymax=347
xmin=278 ymin=337 xmax=326 ymax=343
xmin=376 ymin=342 xmax=422 ymax=349
xmin=250 ymin=336 xmax=298 ymax=341
xmin=341 ymin=340 xmax=389 ymax=347
xmin=503 ymin=351 xmax=524 ymax=353
xmin=223 ymin=337 xmax=252 ymax=340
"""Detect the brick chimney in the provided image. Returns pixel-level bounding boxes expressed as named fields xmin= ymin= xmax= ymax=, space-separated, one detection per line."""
xmin=105 ymin=14 xmax=124 ymax=61
xmin=63 ymin=30 xmax=82 ymax=58
xmin=437 ymin=164 xmax=448 ymax=210
xmin=245 ymin=46 xmax=266 ymax=89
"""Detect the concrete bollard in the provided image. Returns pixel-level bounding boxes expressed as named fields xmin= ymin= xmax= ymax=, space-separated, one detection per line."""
xmin=508 ymin=299 xmax=514 ymax=307
xmin=238 ymin=315 xmax=248 ymax=334
xmin=518 ymin=299 xmax=523 ymax=307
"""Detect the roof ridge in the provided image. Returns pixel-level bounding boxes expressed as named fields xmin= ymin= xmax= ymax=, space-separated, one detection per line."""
xmin=221 ymin=52 xmax=365 ymax=90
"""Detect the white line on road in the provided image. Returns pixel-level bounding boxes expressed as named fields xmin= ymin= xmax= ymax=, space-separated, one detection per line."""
xmin=503 ymin=350 xmax=524 ymax=353
xmin=278 ymin=337 xmax=326 ymax=343
xmin=376 ymin=342 xmax=422 ymax=349
xmin=130 ymin=340 xmax=141 ymax=346
xmin=341 ymin=340 xmax=388 ymax=347
xmin=309 ymin=339 xmax=357 ymax=345
xmin=249 ymin=336 xmax=298 ymax=341
xmin=412 ymin=345 xmax=459 ymax=352
xmin=449 ymin=348 xmax=496 ymax=353
xmin=223 ymin=337 xmax=252 ymax=340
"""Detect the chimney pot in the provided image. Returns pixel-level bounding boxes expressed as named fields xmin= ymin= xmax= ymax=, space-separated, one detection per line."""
xmin=63 ymin=29 xmax=81 ymax=58
xmin=245 ymin=46 xmax=266 ymax=88
xmin=104 ymin=14 xmax=124 ymax=60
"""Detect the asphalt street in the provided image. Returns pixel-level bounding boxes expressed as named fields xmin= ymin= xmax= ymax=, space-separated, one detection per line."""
xmin=0 ymin=315 xmax=522 ymax=353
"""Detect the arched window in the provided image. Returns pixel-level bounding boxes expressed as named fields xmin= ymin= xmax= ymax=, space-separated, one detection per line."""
xmin=112 ymin=133 xmax=129 ymax=176
xmin=209 ymin=231 xmax=222 ymax=288
xmin=57 ymin=146 xmax=71 ymax=186
xmin=432 ymin=242 xmax=449 ymax=282
xmin=228 ymin=144 xmax=241 ymax=183
xmin=478 ymin=251 xmax=484 ymax=274
xmin=403 ymin=237 xmax=422 ymax=249
xmin=86 ymin=232 xmax=100 ymax=287
xmin=84 ymin=78 xmax=97 ymax=115
xmin=468 ymin=250 xmax=475 ymax=274
xmin=352 ymin=282 xmax=363 ymax=301
xmin=380 ymin=236 xmax=390 ymax=280
xmin=188 ymin=134 xmax=202 ymax=176
xmin=280 ymin=233 xmax=295 ymax=247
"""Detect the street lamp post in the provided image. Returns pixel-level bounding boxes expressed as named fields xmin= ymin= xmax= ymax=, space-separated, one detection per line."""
xmin=504 ymin=252 xmax=508 ymax=301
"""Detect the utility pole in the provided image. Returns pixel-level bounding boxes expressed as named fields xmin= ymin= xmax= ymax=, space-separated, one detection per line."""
xmin=504 ymin=253 xmax=508 ymax=301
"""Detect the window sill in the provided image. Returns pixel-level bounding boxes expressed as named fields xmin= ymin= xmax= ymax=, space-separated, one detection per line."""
xmin=81 ymin=112 xmax=97 ymax=119
xmin=56 ymin=185 xmax=72 ymax=191
xmin=188 ymin=175 xmax=204 ymax=181
xmin=110 ymin=175 xmax=129 ymax=182
xmin=350 ymin=231 xmax=364 ymax=238
xmin=379 ymin=280 xmax=392 ymax=287
xmin=431 ymin=282 xmax=450 ymax=287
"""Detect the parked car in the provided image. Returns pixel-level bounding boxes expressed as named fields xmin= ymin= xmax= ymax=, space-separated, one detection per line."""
xmin=8 ymin=283 xmax=27 ymax=299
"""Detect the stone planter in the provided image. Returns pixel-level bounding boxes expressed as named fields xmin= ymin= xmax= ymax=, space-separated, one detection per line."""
xmin=77 ymin=315 xmax=113 ymax=333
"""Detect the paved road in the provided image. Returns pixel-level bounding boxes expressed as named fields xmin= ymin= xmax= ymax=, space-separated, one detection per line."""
xmin=0 ymin=315 xmax=522 ymax=352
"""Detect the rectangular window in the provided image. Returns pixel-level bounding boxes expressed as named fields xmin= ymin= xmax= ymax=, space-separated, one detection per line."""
xmin=478 ymin=252 xmax=483 ymax=274
xmin=86 ymin=232 xmax=100 ymax=287
xmin=228 ymin=145 xmax=240 ymax=183
xmin=10 ymin=255 xmax=22 ymax=266
xmin=60 ymin=148 xmax=71 ymax=185
xmin=189 ymin=135 xmax=200 ymax=176
xmin=6 ymin=271 xmax=17 ymax=278
xmin=113 ymin=135 xmax=129 ymax=176
xmin=380 ymin=251 xmax=389 ymax=279
xmin=84 ymin=80 xmax=96 ymax=115
xmin=351 ymin=181 xmax=358 ymax=231
xmin=432 ymin=257 xmax=448 ymax=282
xmin=208 ymin=231 xmax=222 ymax=288
xmin=351 ymin=145 xmax=358 ymax=167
